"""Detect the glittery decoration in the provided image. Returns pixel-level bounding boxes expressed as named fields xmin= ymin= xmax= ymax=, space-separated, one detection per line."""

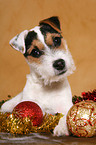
xmin=0 ymin=112 xmax=63 ymax=135
xmin=31 ymin=113 xmax=63 ymax=134
xmin=82 ymin=89 xmax=96 ymax=102
xmin=0 ymin=112 xmax=10 ymax=132
xmin=67 ymin=100 xmax=96 ymax=137
xmin=72 ymin=96 xmax=83 ymax=104
xmin=1 ymin=89 xmax=96 ymax=136
xmin=6 ymin=114 xmax=32 ymax=134
xmin=72 ymin=89 xmax=96 ymax=104
xmin=13 ymin=101 xmax=43 ymax=126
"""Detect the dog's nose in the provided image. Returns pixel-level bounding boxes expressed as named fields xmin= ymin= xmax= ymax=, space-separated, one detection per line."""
xmin=53 ymin=59 xmax=65 ymax=70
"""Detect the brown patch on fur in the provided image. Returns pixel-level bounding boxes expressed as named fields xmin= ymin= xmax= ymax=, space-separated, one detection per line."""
xmin=27 ymin=40 xmax=44 ymax=55
xmin=45 ymin=33 xmax=65 ymax=50
xmin=27 ymin=56 xmax=41 ymax=64
xmin=45 ymin=33 xmax=53 ymax=46
xmin=45 ymin=33 xmax=61 ymax=46
xmin=59 ymin=39 xmax=66 ymax=50
xmin=27 ymin=44 xmax=34 ymax=54
xmin=26 ymin=40 xmax=44 ymax=64
xmin=39 ymin=19 xmax=61 ymax=33
xmin=33 ymin=40 xmax=44 ymax=50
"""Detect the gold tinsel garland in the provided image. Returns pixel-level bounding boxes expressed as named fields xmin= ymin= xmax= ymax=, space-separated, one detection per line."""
xmin=0 ymin=112 xmax=63 ymax=135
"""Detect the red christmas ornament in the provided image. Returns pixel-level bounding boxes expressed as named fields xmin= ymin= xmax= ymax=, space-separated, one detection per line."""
xmin=13 ymin=101 xmax=43 ymax=126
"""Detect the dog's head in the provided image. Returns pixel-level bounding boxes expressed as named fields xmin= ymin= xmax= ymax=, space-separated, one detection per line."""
xmin=10 ymin=16 xmax=75 ymax=84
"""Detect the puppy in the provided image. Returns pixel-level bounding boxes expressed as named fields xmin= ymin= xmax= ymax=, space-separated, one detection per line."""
xmin=1 ymin=16 xmax=76 ymax=136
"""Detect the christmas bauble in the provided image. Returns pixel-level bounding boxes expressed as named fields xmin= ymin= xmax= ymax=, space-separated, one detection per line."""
xmin=13 ymin=101 xmax=43 ymax=126
xmin=67 ymin=100 xmax=96 ymax=137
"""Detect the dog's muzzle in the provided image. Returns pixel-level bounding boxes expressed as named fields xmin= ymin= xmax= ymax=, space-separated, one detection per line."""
xmin=53 ymin=59 xmax=66 ymax=75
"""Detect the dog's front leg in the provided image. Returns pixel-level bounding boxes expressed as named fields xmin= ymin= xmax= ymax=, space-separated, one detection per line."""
xmin=53 ymin=114 xmax=69 ymax=136
xmin=0 ymin=92 xmax=23 ymax=113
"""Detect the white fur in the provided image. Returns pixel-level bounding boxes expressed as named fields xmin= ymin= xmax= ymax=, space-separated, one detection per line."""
xmin=9 ymin=30 xmax=28 ymax=54
xmin=1 ymin=25 xmax=76 ymax=136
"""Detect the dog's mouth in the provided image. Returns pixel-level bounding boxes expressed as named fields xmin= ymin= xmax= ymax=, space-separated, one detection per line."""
xmin=57 ymin=70 xmax=67 ymax=76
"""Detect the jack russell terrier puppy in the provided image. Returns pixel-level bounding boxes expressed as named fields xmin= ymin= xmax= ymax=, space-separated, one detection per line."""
xmin=1 ymin=16 xmax=76 ymax=136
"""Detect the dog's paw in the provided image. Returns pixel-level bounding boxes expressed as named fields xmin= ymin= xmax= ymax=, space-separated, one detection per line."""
xmin=53 ymin=117 xmax=69 ymax=136
xmin=53 ymin=124 xmax=69 ymax=136
xmin=1 ymin=100 xmax=13 ymax=113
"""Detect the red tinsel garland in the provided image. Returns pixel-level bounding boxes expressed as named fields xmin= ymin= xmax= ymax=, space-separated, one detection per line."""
xmin=72 ymin=89 xmax=96 ymax=104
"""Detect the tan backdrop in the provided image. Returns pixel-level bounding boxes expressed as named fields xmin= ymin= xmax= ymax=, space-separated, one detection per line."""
xmin=0 ymin=0 xmax=96 ymax=101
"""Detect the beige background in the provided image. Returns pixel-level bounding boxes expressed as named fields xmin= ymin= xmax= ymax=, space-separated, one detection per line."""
xmin=0 ymin=0 xmax=96 ymax=100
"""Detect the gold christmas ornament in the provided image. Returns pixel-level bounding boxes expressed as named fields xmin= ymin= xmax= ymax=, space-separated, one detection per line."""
xmin=67 ymin=100 xmax=96 ymax=137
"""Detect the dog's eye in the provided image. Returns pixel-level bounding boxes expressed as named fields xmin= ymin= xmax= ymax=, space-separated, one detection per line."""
xmin=53 ymin=37 xmax=61 ymax=47
xmin=30 ymin=46 xmax=43 ymax=58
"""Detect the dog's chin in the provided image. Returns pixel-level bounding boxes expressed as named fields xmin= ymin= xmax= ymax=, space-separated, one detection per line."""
xmin=28 ymin=63 xmax=68 ymax=85
xmin=40 ymin=70 xmax=67 ymax=86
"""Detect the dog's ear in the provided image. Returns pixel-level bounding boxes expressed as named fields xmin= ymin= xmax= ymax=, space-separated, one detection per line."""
xmin=39 ymin=16 xmax=61 ymax=33
xmin=9 ymin=30 xmax=28 ymax=54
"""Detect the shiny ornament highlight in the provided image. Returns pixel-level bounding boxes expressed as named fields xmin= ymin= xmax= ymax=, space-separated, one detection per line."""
xmin=13 ymin=101 xmax=43 ymax=126
xmin=67 ymin=100 xmax=96 ymax=137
